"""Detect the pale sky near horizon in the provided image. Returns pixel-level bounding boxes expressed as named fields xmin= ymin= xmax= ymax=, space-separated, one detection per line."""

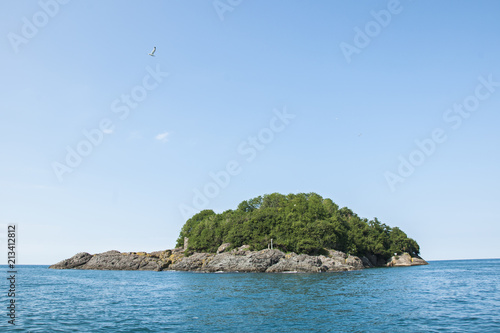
xmin=1 ymin=0 xmax=499 ymax=264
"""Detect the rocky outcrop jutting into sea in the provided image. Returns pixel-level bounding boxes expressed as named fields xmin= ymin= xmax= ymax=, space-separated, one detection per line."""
xmin=49 ymin=245 xmax=428 ymax=273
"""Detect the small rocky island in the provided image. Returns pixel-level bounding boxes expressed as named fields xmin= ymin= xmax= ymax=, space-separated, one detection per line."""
xmin=50 ymin=246 xmax=427 ymax=272
xmin=50 ymin=193 xmax=428 ymax=273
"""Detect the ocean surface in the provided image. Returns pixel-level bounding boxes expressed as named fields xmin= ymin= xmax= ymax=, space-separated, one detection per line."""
xmin=1 ymin=259 xmax=499 ymax=332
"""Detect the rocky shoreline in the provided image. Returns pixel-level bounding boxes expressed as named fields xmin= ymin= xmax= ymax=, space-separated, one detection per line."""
xmin=49 ymin=244 xmax=428 ymax=273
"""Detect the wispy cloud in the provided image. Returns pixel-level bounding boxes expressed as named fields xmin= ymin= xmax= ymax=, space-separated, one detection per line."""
xmin=155 ymin=131 xmax=169 ymax=143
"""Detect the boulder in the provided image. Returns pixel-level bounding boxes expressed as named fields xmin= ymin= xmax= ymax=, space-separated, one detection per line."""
xmin=230 ymin=245 xmax=251 ymax=255
xmin=361 ymin=256 xmax=374 ymax=268
xmin=365 ymin=253 xmax=377 ymax=267
xmin=410 ymin=256 xmax=428 ymax=266
xmin=102 ymin=250 xmax=121 ymax=255
xmin=216 ymin=243 xmax=231 ymax=254
xmin=327 ymin=249 xmax=347 ymax=260
xmin=386 ymin=253 xmax=428 ymax=267
xmin=49 ymin=252 xmax=93 ymax=269
xmin=316 ymin=255 xmax=343 ymax=272
xmin=204 ymin=249 xmax=285 ymax=272
xmin=345 ymin=255 xmax=364 ymax=270
xmin=265 ymin=252 xmax=362 ymax=273
xmin=247 ymin=249 xmax=285 ymax=271
xmin=169 ymin=253 xmax=215 ymax=271
xmin=266 ymin=253 xmax=324 ymax=273
xmin=81 ymin=251 xmax=163 ymax=271
xmin=149 ymin=250 xmax=172 ymax=261
xmin=203 ymin=252 xmax=252 ymax=272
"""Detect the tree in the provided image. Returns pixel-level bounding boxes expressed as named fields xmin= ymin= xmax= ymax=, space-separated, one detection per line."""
xmin=175 ymin=193 xmax=421 ymax=258
xmin=175 ymin=209 xmax=215 ymax=247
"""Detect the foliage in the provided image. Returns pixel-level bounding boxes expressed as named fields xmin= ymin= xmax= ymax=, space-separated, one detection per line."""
xmin=176 ymin=193 xmax=421 ymax=258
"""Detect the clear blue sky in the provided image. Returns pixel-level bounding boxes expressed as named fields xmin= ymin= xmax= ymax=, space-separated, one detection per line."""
xmin=1 ymin=0 xmax=499 ymax=264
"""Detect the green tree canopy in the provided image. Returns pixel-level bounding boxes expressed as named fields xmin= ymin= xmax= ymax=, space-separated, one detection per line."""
xmin=175 ymin=193 xmax=421 ymax=258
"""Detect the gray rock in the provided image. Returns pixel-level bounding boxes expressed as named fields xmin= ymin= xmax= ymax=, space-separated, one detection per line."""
xmin=246 ymin=249 xmax=285 ymax=272
xmin=50 ymin=248 xmax=427 ymax=273
xmin=386 ymin=253 xmax=428 ymax=267
xmin=202 ymin=252 xmax=251 ymax=272
xmin=327 ymin=249 xmax=348 ymax=260
xmin=410 ymin=256 xmax=428 ymax=266
xmin=365 ymin=253 xmax=377 ymax=267
xmin=49 ymin=252 xmax=93 ymax=269
xmin=266 ymin=254 xmax=324 ymax=273
xmin=204 ymin=249 xmax=285 ymax=272
xmin=230 ymin=245 xmax=251 ymax=255
xmin=149 ymin=250 xmax=172 ymax=260
xmin=345 ymin=255 xmax=364 ymax=270
xmin=216 ymin=243 xmax=231 ymax=254
xmin=81 ymin=251 xmax=163 ymax=271
xmin=361 ymin=256 xmax=374 ymax=268
xmin=318 ymin=255 xmax=351 ymax=272
xmin=265 ymin=251 xmax=362 ymax=273
xmin=169 ymin=253 xmax=215 ymax=271
xmin=363 ymin=253 xmax=388 ymax=267
xmin=101 ymin=250 xmax=121 ymax=255
xmin=49 ymin=250 xmax=167 ymax=271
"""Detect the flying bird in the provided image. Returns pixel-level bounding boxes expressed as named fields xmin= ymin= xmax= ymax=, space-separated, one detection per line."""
xmin=149 ymin=46 xmax=156 ymax=56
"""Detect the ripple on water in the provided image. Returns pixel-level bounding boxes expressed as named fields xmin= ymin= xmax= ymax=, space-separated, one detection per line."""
xmin=1 ymin=260 xmax=498 ymax=332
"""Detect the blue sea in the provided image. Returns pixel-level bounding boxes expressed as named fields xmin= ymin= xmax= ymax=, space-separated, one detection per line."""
xmin=1 ymin=259 xmax=499 ymax=332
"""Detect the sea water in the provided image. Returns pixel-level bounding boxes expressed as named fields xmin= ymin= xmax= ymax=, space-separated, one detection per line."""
xmin=1 ymin=259 xmax=499 ymax=332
